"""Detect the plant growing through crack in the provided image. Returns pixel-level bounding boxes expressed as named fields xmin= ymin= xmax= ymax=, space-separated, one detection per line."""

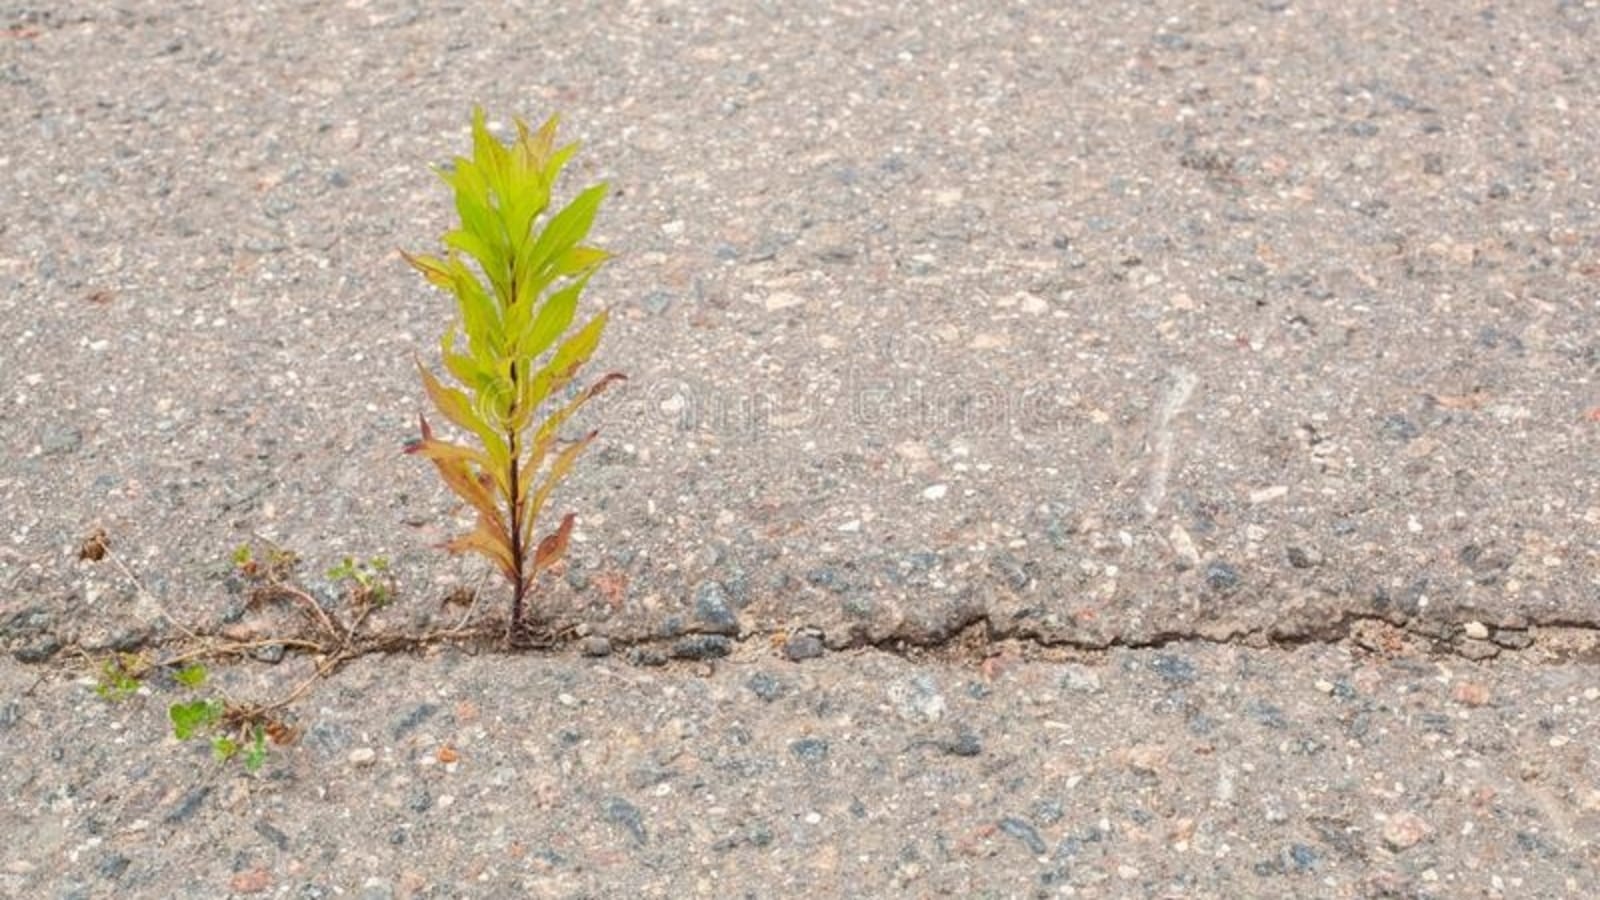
xmin=404 ymin=108 xmax=623 ymax=640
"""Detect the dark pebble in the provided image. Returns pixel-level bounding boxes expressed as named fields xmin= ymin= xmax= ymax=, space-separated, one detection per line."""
xmin=579 ymin=636 xmax=612 ymax=657
xmin=408 ymin=788 xmax=432 ymax=813
xmin=1151 ymin=653 xmax=1197 ymax=685
xmin=98 ymin=854 xmax=130 ymax=880
xmin=805 ymin=568 xmax=850 ymax=593
xmin=747 ymin=673 xmax=782 ymax=702
xmin=603 ymin=797 xmax=648 ymax=846
xmin=164 ymin=786 xmax=212 ymax=824
xmin=13 ymin=636 xmax=61 ymax=663
xmin=0 ymin=701 xmax=19 ymax=730
xmin=941 ymin=727 xmax=982 ymax=757
xmin=1291 ymin=844 xmax=1320 ymax=872
xmin=1205 ymin=561 xmax=1241 ymax=593
xmin=989 ymin=553 xmax=1031 ymax=590
xmin=789 ymin=737 xmax=829 ymax=762
xmin=693 ymin=581 xmax=738 ymax=633
xmin=782 ymin=633 xmax=825 ymax=661
xmin=671 ymin=635 xmax=731 ymax=660
xmin=392 ymin=703 xmax=439 ymax=739
xmin=998 ymin=817 xmax=1047 ymax=855
xmin=628 ymin=647 xmax=668 ymax=667
xmin=1032 ymin=799 xmax=1064 ymax=826
xmin=1246 ymin=699 xmax=1288 ymax=729
xmin=307 ymin=722 xmax=352 ymax=756
xmin=1286 ymin=546 xmax=1320 ymax=569
xmin=326 ymin=170 xmax=350 ymax=188
xmin=1490 ymin=628 xmax=1533 ymax=650
xmin=1380 ymin=414 xmax=1420 ymax=441
xmin=253 ymin=820 xmax=290 ymax=851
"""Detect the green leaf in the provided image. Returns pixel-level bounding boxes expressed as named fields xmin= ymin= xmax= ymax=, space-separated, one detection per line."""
xmin=516 ymin=310 xmax=609 ymax=417
xmin=211 ymin=735 xmax=238 ymax=762
xmin=244 ymin=727 xmax=268 ymax=772
xmin=514 ymin=273 xmax=590 ymax=362
xmin=173 ymin=664 xmax=207 ymax=689
xmin=170 ymin=699 xmax=222 ymax=741
xmin=519 ymin=184 xmax=607 ymax=296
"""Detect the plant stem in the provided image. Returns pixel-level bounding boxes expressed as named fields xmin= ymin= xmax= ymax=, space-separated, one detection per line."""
xmin=507 ymin=365 xmax=526 ymax=632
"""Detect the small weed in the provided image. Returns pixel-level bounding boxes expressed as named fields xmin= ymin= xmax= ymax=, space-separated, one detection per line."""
xmin=327 ymin=555 xmax=394 ymax=607
xmin=405 ymin=107 xmax=623 ymax=640
xmin=94 ymin=652 xmax=146 ymax=701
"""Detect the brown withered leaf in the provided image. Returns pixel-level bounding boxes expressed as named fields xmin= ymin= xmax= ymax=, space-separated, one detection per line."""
xmin=531 ymin=512 xmax=576 ymax=575
xmin=78 ymin=527 xmax=109 ymax=561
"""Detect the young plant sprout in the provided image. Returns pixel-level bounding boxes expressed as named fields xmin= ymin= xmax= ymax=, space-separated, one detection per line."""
xmin=404 ymin=108 xmax=623 ymax=637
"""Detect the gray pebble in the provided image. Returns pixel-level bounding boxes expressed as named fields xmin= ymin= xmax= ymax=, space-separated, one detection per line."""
xmin=782 ymin=633 xmax=825 ymax=661
xmin=579 ymin=636 xmax=612 ymax=657
xmin=693 ymin=581 xmax=738 ymax=633
xmin=746 ymin=673 xmax=782 ymax=702
xmin=1205 ymin=561 xmax=1241 ymax=593
xmin=998 ymin=817 xmax=1047 ymax=855
xmin=671 ymin=635 xmax=731 ymax=660
xmin=789 ymin=737 xmax=829 ymax=762
xmin=603 ymin=797 xmax=648 ymax=846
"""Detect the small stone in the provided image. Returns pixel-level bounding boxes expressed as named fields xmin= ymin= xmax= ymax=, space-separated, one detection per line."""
xmin=693 ymin=582 xmax=738 ymax=633
xmin=1151 ymin=654 xmax=1197 ymax=685
xmin=1286 ymin=546 xmax=1321 ymax=569
xmin=1490 ymin=628 xmax=1533 ymax=650
xmin=392 ymin=703 xmax=438 ymax=739
xmin=1204 ymin=560 xmax=1241 ymax=593
xmin=628 ymin=647 xmax=668 ymax=667
xmin=670 ymin=635 xmax=731 ymax=660
xmin=782 ymin=633 xmax=825 ymax=661
xmin=998 ymin=817 xmax=1047 ymax=855
xmin=922 ymin=483 xmax=948 ymax=500
xmin=98 ymin=854 xmax=130 ymax=880
xmin=579 ymin=636 xmax=612 ymax=657
xmin=12 ymin=636 xmax=61 ymax=663
xmin=790 ymin=737 xmax=829 ymax=762
xmin=603 ymin=797 xmax=648 ymax=846
xmin=1463 ymin=621 xmax=1490 ymax=640
xmin=349 ymin=748 xmax=378 ymax=767
xmin=746 ymin=672 xmax=782 ymax=701
xmin=1381 ymin=812 xmax=1432 ymax=851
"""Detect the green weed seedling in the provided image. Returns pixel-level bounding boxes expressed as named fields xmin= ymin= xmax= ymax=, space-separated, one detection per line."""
xmin=94 ymin=652 xmax=147 ymax=701
xmin=327 ymin=555 xmax=394 ymax=607
xmin=405 ymin=108 xmax=623 ymax=638
xmin=168 ymin=663 xmax=271 ymax=772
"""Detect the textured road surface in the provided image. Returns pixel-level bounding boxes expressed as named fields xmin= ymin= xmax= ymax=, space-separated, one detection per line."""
xmin=2 ymin=1 xmax=1598 ymax=896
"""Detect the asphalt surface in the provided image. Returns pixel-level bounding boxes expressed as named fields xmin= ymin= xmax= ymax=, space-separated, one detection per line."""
xmin=2 ymin=1 xmax=1598 ymax=896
